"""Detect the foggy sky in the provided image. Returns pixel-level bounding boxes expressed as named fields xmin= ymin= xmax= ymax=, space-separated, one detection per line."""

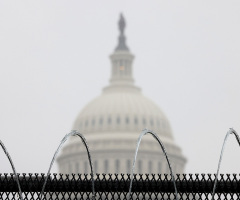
xmin=0 ymin=1 xmax=240 ymax=174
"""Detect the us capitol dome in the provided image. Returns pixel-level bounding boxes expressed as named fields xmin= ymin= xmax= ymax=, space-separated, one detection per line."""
xmin=57 ymin=14 xmax=186 ymax=174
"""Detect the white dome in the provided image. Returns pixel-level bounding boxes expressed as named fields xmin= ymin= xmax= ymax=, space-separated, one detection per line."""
xmin=73 ymin=90 xmax=174 ymax=139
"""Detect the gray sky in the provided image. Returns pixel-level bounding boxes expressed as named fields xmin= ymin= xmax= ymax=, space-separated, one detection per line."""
xmin=0 ymin=1 xmax=240 ymax=174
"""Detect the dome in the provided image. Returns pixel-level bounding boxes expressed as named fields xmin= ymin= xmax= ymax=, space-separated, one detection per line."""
xmin=73 ymin=90 xmax=174 ymax=139
xmin=57 ymin=14 xmax=186 ymax=175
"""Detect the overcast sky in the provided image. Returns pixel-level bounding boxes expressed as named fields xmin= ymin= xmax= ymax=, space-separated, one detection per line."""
xmin=0 ymin=1 xmax=240 ymax=174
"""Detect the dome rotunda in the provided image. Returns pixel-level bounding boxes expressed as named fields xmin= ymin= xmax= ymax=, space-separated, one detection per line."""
xmin=57 ymin=14 xmax=186 ymax=175
xmin=73 ymin=88 xmax=174 ymax=140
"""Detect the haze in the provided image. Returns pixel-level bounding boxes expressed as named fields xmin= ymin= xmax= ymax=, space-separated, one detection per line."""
xmin=0 ymin=1 xmax=240 ymax=174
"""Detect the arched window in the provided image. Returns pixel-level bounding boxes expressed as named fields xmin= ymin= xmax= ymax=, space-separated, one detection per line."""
xmin=104 ymin=160 xmax=109 ymax=173
xmin=142 ymin=118 xmax=146 ymax=126
xmin=99 ymin=118 xmax=103 ymax=126
xmin=163 ymin=121 xmax=166 ymax=129
xmin=115 ymin=159 xmax=120 ymax=173
xmin=85 ymin=120 xmax=88 ymax=127
xmin=150 ymin=119 xmax=154 ymax=126
xmin=125 ymin=61 xmax=128 ymax=75
xmin=92 ymin=119 xmax=95 ymax=126
xmin=119 ymin=60 xmax=123 ymax=67
xmin=157 ymin=119 xmax=160 ymax=127
xmin=64 ymin=163 xmax=67 ymax=173
xmin=94 ymin=160 xmax=98 ymax=173
xmin=158 ymin=162 xmax=162 ymax=173
xmin=69 ymin=163 xmax=72 ymax=174
xmin=108 ymin=117 xmax=111 ymax=125
xmin=148 ymin=161 xmax=152 ymax=173
xmin=127 ymin=160 xmax=131 ymax=173
xmin=166 ymin=163 xmax=170 ymax=174
xmin=75 ymin=162 xmax=79 ymax=174
xmin=84 ymin=161 xmax=88 ymax=174
xmin=113 ymin=60 xmax=117 ymax=76
xmin=125 ymin=117 xmax=129 ymax=124
xmin=138 ymin=160 xmax=142 ymax=174
xmin=134 ymin=117 xmax=138 ymax=125
xmin=174 ymin=164 xmax=177 ymax=173
xmin=116 ymin=116 xmax=120 ymax=124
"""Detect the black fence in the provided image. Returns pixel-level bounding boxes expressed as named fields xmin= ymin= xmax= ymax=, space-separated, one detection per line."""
xmin=1 ymin=173 xmax=240 ymax=200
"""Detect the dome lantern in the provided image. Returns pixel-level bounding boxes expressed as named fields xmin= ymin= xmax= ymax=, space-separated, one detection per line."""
xmin=104 ymin=14 xmax=140 ymax=93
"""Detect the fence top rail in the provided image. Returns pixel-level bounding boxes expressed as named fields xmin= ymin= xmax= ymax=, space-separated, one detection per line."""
xmin=0 ymin=173 xmax=240 ymax=193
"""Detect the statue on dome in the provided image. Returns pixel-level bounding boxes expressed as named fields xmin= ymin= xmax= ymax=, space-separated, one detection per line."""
xmin=115 ymin=13 xmax=129 ymax=51
xmin=119 ymin=13 xmax=126 ymax=35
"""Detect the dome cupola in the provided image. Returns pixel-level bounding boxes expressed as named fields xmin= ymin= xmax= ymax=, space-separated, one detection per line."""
xmin=104 ymin=13 xmax=140 ymax=93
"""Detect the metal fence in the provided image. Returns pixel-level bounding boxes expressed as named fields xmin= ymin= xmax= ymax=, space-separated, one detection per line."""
xmin=1 ymin=173 xmax=240 ymax=200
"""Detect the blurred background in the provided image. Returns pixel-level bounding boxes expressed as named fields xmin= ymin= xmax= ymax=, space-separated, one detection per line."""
xmin=0 ymin=1 xmax=240 ymax=174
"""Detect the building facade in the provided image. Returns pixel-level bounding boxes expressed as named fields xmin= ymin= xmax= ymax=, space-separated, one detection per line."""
xmin=57 ymin=14 xmax=186 ymax=175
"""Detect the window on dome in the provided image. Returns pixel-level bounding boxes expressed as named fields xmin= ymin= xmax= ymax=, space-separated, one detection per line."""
xmin=94 ymin=160 xmax=98 ymax=173
xmin=119 ymin=59 xmax=123 ymax=66
xmin=92 ymin=119 xmax=95 ymax=126
xmin=138 ymin=160 xmax=142 ymax=174
xmin=157 ymin=119 xmax=160 ymax=127
xmin=158 ymin=162 xmax=162 ymax=173
xmin=115 ymin=159 xmax=120 ymax=173
xmin=117 ymin=116 xmax=120 ymax=124
xmin=170 ymin=163 xmax=175 ymax=174
xmin=104 ymin=160 xmax=109 ymax=173
xmin=64 ymin=163 xmax=67 ymax=173
xmin=108 ymin=117 xmax=111 ymax=125
xmin=142 ymin=118 xmax=146 ymax=126
xmin=162 ymin=121 xmax=166 ymax=129
xmin=125 ymin=117 xmax=129 ymax=124
xmin=148 ymin=161 xmax=152 ymax=173
xmin=127 ymin=159 xmax=131 ymax=173
xmin=134 ymin=117 xmax=138 ymax=125
xmin=99 ymin=118 xmax=103 ymax=125
xmin=69 ymin=163 xmax=72 ymax=174
xmin=85 ymin=120 xmax=88 ymax=127
xmin=166 ymin=163 xmax=170 ymax=173
xmin=76 ymin=162 xmax=79 ymax=173
xmin=165 ymin=122 xmax=168 ymax=129
xmin=125 ymin=61 xmax=128 ymax=75
xmin=173 ymin=164 xmax=177 ymax=173
xmin=150 ymin=119 xmax=154 ymax=126
xmin=84 ymin=161 xmax=88 ymax=174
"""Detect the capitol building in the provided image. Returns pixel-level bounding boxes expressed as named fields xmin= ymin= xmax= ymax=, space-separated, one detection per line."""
xmin=57 ymin=14 xmax=186 ymax=175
